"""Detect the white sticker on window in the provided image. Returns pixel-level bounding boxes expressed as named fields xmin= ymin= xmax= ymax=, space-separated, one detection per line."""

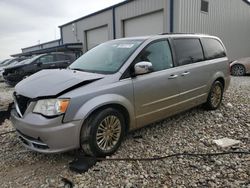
xmin=117 ymin=44 xmax=134 ymax=48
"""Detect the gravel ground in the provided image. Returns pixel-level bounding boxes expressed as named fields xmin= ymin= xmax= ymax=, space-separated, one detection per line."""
xmin=0 ymin=77 xmax=249 ymax=188
xmin=0 ymin=82 xmax=13 ymax=111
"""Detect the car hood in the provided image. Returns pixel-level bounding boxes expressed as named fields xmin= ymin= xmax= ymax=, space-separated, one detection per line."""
xmin=15 ymin=69 xmax=105 ymax=98
xmin=5 ymin=64 xmax=24 ymax=70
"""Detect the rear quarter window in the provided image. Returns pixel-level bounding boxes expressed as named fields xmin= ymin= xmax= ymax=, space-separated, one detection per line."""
xmin=202 ymin=38 xmax=226 ymax=60
xmin=173 ymin=38 xmax=204 ymax=66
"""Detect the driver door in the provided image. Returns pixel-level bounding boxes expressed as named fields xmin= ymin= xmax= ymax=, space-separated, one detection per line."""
xmin=132 ymin=40 xmax=181 ymax=128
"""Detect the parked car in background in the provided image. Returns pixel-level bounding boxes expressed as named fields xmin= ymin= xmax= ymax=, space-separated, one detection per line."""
xmin=0 ymin=60 xmax=10 ymax=81
xmin=3 ymin=53 xmax=75 ymax=86
xmin=0 ymin=58 xmax=24 ymax=67
xmin=11 ymin=34 xmax=230 ymax=156
xmin=0 ymin=58 xmax=27 ymax=82
xmin=0 ymin=59 xmax=10 ymax=66
xmin=230 ymin=57 xmax=250 ymax=76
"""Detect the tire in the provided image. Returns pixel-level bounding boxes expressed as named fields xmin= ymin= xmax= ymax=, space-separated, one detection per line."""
xmin=231 ymin=64 xmax=246 ymax=76
xmin=204 ymin=81 xmax=224 ymax=110
xmin=80 ymin=108 xmax=125 ymax=157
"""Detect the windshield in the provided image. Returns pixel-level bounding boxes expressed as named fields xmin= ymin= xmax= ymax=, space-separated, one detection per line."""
xmin=8 ymin=58 xmax=30 ymax=66
xmin=0 ymin=59 xmax=11 ymax=66
xmin=6 ymin=61 xmax=18 ymax=67
xmin=17 ymin=57 xmax=34 ymax=65
xmin=0 ymin=60 xmax=7 ymax=65
xmin=1 ymin=59 xmax=17 ymax=66
xmin=22 ymin=55 xmax=41 ymax=65
xmin=69 ymin=40 xmax=143 ymax=74
xmin=17 ymin=59 xmax=28 ymax=65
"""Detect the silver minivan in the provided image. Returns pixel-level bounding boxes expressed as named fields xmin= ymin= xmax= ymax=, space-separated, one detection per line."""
xmin=11 ymin=34 xmax=230 ymax=156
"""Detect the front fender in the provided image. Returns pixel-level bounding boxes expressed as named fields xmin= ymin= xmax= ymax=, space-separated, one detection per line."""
xmin=73 ymin=94 xmax=136 ymax=131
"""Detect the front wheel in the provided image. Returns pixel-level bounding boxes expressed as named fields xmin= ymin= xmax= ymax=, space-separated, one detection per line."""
xmin=80 ymin=108 xmax=125 ymax=157
xmin=204 ymin=81 xmax=224 ymax=110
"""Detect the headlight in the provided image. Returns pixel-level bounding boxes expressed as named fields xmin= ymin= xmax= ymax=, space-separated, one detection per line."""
xmin=33 ymin=99 xmax=70 ymax=116
xmin=15 ymin=69 xmax=24 ymax=74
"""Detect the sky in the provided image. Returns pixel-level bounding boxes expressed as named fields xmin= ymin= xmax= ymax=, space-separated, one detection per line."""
xmin=0 ymin=0 xmax=124 ymax=60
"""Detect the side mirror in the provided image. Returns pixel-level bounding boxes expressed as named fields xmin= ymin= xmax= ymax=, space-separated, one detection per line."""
xmin=134 ymin=61 xmax=153 ymax=76
xmin=37 ymin=62 xmax=42 ymax=67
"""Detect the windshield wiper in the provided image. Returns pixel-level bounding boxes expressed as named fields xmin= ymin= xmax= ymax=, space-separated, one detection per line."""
xmin=70 ymin=68 xmax=85 ymax=72
xmin=70 ymin=68 xmax=99 ymax=74
xmin=69 ymin=68 xmax=108 ymax=74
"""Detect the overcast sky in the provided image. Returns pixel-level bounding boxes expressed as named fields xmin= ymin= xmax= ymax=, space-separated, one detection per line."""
xmin=0 ymin=0 xmax=124 ymax=60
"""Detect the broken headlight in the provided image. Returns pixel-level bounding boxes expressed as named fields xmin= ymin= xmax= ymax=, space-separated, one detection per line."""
xmin=33 ymin=99 xmax=70 ymax=117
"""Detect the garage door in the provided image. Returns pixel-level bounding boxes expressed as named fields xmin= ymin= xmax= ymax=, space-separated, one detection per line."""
xmin=86 ymin=26 xmax=108 ymax=50
xmin=123 ymin=11 xmax=164 ymax=37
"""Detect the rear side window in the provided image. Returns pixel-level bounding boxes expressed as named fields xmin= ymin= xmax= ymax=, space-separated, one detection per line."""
xmin=174 ymin=38 xmax=204 ymax=66
xmin=202 ymin=38 xmax=226 ymax=60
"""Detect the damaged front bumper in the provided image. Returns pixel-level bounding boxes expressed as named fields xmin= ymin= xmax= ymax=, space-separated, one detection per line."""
xmin=10 ymin=108 xmax=83 ymax=153
xmin=3 ymin=73 xmax=24 ymax=86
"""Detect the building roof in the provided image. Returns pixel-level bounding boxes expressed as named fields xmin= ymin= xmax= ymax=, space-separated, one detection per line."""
xmin=11 ymin=43 xmax=83 ymax=57
xmin=58 ymin=0 xmax=134 ymax=28
xmin=21 ymin=39 xmax=61 ymax=51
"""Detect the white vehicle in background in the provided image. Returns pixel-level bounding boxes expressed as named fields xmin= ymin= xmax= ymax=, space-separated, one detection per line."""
xmin=230 ymin=57 xmax=250 ymax=76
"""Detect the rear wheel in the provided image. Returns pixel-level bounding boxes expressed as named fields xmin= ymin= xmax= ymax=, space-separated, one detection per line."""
xmin=231 ymin=64 xmax=246 ymax=76
xmin=80 ymin=108 xmax=125 ymax=157
xmin=205 ymin=81 xmax=224 ymax=110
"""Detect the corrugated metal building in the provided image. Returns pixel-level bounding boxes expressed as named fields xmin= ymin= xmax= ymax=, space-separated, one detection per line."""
xmin=14 ymin=0 xmax=250 ymax=60
xmin=174 ymin=0 xmax=250 ymax=60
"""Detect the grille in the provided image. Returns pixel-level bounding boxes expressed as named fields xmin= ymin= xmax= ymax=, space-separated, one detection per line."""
xmin=17 ymin=130 xmax=37 ymax=141
xmin=17 ymin=130 xmax=49 ymax=150
xmin=13 ymin=92 xmax=31 ymax=116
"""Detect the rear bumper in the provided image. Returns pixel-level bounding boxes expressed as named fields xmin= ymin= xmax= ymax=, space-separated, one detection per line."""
xmin=10 ymin=109 xmax=83 ymax=153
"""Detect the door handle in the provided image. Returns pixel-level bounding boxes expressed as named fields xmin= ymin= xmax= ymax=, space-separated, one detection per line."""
xmin=168 ymin=74 xmax=178 ymax=79
xmin=181 ymin=71 xmax=190 ymax=76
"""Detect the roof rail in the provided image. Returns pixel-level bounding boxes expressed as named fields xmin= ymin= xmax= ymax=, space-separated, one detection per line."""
xmin=159 ymin=32 xmax=194 ymax=35
xmin=159 ymin=32 xmax=209 ymax=35
xmin=49 ymin=52 xmax=65 ymax=54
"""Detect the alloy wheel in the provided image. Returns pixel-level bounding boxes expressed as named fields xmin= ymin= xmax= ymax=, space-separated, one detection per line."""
xmin=232 ymin=65 xmax=245 ymax=76
xmin=210 ymin=84 xmax=222 ymax=108
xmin=96 ymin=115 xmax=122 ymax=152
